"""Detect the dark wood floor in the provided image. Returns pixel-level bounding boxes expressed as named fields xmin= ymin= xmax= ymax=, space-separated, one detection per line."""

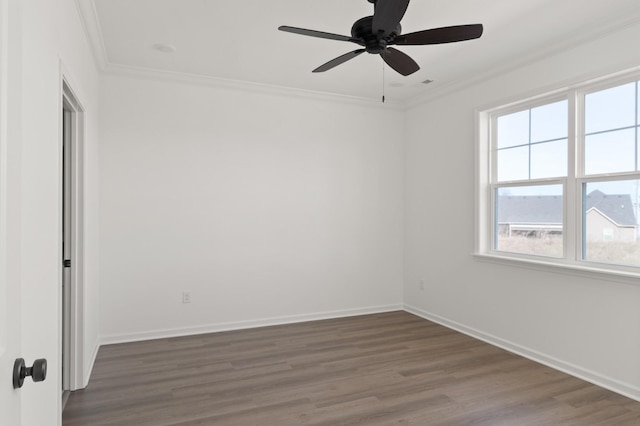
xmin=63 ymin=311 xmax=640 ymax=425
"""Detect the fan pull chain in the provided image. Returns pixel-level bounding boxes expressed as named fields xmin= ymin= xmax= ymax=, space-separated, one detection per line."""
xmin=382 ymin=62 xmax=386 ymax=103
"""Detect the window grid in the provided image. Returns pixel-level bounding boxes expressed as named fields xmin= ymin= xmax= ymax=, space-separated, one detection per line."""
xmin=485 ymin=74 xmax=640 ymax=273
xmin=495 ymin=100 xmax=569 ymax=183
xmin=583 ymin=81 xmax=640 ymax=176
xmin=528 ymin=109 xmax=531 ymax=180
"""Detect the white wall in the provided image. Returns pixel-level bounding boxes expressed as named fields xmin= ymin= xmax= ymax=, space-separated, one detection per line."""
xmin=19 ymin=0 xmax=100 ymax=423
xmin=404 ymin=22 xmax=640 ymax=399
xmin=99 ymin=76 xmax=404 ymax=342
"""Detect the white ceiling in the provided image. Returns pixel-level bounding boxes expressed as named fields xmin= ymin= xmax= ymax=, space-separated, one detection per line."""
xmin=80 ymin=0 xmax=640 ymax=104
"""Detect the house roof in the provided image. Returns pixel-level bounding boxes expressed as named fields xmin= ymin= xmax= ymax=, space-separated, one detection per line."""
xmin=497 ymin=190 xmax=637 ymax=226
xmin=586 ymin=190 xmax=637 ymax=226
xmin=498 ymin=195 xmax=562 ymax=224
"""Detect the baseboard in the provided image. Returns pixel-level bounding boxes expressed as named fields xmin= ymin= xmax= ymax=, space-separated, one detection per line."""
xmin=403 ymin=304 xmax=640 ymax=402
xmin=100 ymin=304 xmax=403 ymax=346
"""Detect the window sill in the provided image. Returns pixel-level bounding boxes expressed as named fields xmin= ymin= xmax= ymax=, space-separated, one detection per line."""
xmin=473 ymin=252 xmax=640 ymax=286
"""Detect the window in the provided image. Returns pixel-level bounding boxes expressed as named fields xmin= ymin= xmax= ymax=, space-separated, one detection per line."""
xmin=478 ymin=73 xmax=640 ymax=274
xmin=496 ymin=100 xmax=568 ymax=182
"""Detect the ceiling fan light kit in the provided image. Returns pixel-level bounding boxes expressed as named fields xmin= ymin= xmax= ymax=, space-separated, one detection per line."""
xmin=278 ymin=0 xmax=483 ymax=77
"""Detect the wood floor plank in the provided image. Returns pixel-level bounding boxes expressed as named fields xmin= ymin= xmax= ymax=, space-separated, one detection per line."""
xmin=63 ymin=311 xmax=640 ymax=425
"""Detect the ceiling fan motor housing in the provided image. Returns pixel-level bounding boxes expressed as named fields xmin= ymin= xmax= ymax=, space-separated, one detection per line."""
xmin=351 ymin=16 xmax=400 ymax=54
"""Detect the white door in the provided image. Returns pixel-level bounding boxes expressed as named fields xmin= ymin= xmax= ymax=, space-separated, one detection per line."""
xmin=0 ymin=0 xmax=22 ymax=422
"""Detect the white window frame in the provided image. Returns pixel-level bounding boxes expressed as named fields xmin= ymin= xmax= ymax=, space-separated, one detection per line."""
xmin=476 ymin=69 xmax=640 ymax=281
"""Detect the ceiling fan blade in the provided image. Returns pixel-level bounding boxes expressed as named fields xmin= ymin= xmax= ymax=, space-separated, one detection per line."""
xmin=372 ymin=0 xmax=410 ymax=36
xmin=394 ymin=24 xmax=483 ymax=45
xmin=313 ymin=49 xmax=366 ymax=73
xmin=381 ymin=47 xmax=419 ymax=76
xmin=278 ymin=26 xmax=357 ymax=43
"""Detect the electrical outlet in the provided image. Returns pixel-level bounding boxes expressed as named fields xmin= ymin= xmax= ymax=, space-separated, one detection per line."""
xmin=419 ymin=280 xmax=425 ymax=291
xmin=182 ymin=291 xmax=191 ymax=304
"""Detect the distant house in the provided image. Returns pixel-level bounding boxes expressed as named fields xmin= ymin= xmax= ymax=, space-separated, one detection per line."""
xmin=497 ymin=194 xmax=563 ymax=236
xmin=497 ymin=190 xmax=637 ymax=242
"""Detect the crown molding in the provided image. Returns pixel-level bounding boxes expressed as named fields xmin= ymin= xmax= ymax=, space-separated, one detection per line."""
xmin=102 ymin=62 xmax=405 ymax=110
xmin=74 ymin=0 xmax=405 ymax=110
xmin=75 ymin=0 xmax=108 ymax=71
xmin=75 ymin=0 xmax=640 ymax=111
xmin=405 ymin=14 xmax=640 ymax=110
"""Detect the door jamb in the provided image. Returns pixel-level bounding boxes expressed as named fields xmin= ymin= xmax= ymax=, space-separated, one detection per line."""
xmin=60 ymin=74 xmax=85 ymax=393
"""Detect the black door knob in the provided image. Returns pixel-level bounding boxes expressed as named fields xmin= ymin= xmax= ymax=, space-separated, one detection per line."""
xmin=13 ymin=358 xmax=47 ymax=389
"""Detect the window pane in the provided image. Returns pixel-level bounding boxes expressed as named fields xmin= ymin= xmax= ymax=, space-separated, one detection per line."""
xmin=585 ymin=82 xmax=636 ymax=134
xmin=497 ymin=146 xmax=528 ymax=182
xmin=583 ymin=180 xmax=640 ymax=267
xmin=497 ymin=110 xmax=529 ymax=148
xmin=530 ymin=139 xmax=567 ymax=179
xmin=584 ymin=128 xmax=635 ymax=175
xmin=495 ymin=185 xmax=563 ymax=258
xmin=531 ymin=100 xmax=568 ymax=143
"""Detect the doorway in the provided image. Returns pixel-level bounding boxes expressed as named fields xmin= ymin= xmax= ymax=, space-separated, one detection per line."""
xmin=61 ymin=80 xmax=85 ymax=408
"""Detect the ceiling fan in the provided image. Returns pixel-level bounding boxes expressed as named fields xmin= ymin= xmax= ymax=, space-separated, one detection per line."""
xmin=278 ymin=0 xmax=483 ymax=76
